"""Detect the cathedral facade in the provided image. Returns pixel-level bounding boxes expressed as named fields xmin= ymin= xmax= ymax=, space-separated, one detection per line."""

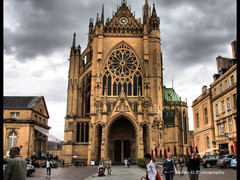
xmin=62 ymin=0 xmax=190 ymax=165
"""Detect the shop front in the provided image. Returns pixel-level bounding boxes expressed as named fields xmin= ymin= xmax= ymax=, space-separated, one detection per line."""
xmin=218 ymin=142 xmax=229 ymax=155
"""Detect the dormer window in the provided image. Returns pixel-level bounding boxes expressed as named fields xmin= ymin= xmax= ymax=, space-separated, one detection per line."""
xmin=10 ymin=112 xmax=20 ymax=118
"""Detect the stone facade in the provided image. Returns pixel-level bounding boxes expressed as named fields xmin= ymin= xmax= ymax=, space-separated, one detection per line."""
xmin=3 ymin=96 xmax=50 ymax=160
xmin=192 ymin=88 xmax=215 ymax=156
xmin=62 ymin=0 xmax=190 ymax=165
xmin=192 ymin=40 xmax=237 ymax=156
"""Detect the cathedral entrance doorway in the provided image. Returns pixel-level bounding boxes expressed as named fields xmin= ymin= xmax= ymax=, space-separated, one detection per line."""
xmin=108 ymin=115 xmax=137 ymax=163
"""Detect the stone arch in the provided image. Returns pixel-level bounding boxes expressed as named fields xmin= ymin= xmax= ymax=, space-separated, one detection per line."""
xmin=106 ymin=113 xmax=138 ymax=162
xmin=106 ymin=113 xmax=138 ymax=136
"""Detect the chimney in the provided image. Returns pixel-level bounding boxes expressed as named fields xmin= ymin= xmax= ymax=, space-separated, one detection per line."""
xmin=202 ymin=85 xmax=207 ymax=93
xmin=213 ymin=74 xmax=220 ymax=81
xmin=231 ymin=40 xmax=237 ymax=59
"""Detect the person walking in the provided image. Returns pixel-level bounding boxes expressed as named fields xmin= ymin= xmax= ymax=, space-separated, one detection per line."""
xmin=178 ymin=156 xmax=184 ymax=175
xmin=124 ymin=158 xmax=128 ymax=168
xmin=105 ymin=158 xmax=112 ymax=175
xmin=144 ymin=153 xmax=157 ymax=180
xmin=46 ymin=158 xmax=53 ymax=177
xmin=4 ymin=147 xmax=27 ymax=180
xmin=187 ymin=153 xmax=200 ymax=180
xmin=128 ymin=157 xmax=132 ymax=167
xmin=161 ymin=152 xmax=178 ymax=180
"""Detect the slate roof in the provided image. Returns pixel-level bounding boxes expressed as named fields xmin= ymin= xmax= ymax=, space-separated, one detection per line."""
xmin=4 ymin=96 xmax=42 ymax=109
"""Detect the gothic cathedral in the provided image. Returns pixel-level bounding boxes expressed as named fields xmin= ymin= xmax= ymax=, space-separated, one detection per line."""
xmin=62 ymin=0 xmax=190 ymax=165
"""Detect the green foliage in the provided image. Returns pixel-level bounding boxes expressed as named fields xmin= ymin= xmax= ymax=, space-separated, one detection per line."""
xmin=137 ymin=158 xmax=147 ymax=168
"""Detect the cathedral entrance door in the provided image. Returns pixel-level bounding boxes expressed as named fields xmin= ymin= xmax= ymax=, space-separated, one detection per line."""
xmin=108 ymin=115 xmax=137 ymax=163
xmin=114 ymin=140 xmax=121 ymax=162
xmin=124 ymin=140 xmax=131 ymax=158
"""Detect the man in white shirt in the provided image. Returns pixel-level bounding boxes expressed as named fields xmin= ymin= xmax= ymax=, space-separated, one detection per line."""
xmin=144 ymin=153 xmax=157 ymax=180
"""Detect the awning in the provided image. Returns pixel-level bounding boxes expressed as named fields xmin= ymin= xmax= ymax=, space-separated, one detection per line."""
xmin=198 ymin=148 xmax=218 ymax=155
xmin=34 ymin=125 xmax=62 ymax=143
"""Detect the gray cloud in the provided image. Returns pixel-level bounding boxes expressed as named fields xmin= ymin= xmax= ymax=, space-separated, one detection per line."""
xmin=4 ymin=0 xmax=236 ymax=136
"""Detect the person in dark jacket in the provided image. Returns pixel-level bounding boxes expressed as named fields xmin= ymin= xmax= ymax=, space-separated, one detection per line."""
xmin=162 ymin=152 xmax=178 ymax=180
xmin=187 ymin=153 xmax=200 ymax=180
xmin=178 ymin=156 xmax=184 ymax=175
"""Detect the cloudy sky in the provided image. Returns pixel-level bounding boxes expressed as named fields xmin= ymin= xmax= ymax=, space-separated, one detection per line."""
xmin=4 ymin=0 xmax=236 ymax=140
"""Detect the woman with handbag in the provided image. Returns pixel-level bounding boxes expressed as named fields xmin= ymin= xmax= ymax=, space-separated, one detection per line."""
xmin=161 ymin=152 xmax=178 ymax=180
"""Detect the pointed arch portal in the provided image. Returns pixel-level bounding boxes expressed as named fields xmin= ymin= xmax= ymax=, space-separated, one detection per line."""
xmin=107 ymin=115 xmax=137 ymax=162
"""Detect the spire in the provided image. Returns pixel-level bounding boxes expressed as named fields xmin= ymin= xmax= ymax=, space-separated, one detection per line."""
xmin=122 ymin=0 xmax=127 ymax=4
xmin=143 ymin=0 xmax=149 ymax=24
xmin=89 ymin=18 xmax=93 ymax=33
xmin=150 ymin=3 xmax=160 ymax=31
xmin=151 ymin=3 xmax=157 ymax=19
xmin=101 ymin=4 xmax=104 ymax=24
xmin=96 ymin=13 xmax=99 ymax=25
xmin=72 ymin=32 xmax=76 ymax=48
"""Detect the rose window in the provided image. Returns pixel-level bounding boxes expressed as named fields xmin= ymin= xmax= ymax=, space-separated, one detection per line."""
xmin=103 ymin=44 xmax=142 ymax=96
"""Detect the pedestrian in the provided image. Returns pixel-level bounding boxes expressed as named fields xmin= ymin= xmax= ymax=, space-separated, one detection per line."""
xmin=128 ymin=157 xmax=132 ymax=167
xmin=161 ymin=152 xmax=178 ymax=180
xmin=46 ymin=158 xmax=53 ymax=177
xmin=124 ymin=158 xmax=128 ymax=168
xmin=187 ymin=153 xmax=200 ymax=180
xmin=31 ymin=159 xmax=36 ymax=167
xmin=143 ymin=153 xmax=158 ymax=180
xmin=62 ymin=159 xmax=65 ymax=167
xmin=105 ymin=158 xmax=112 ymax=175
xmin=99 ymin=157 xmax=105 ymax=173
xmin=178 ymin=156 xmax=184 ymax=175
xmin=4 ymin=147 xmax=27 ymax=180
xmin=76 ymin=160 xmax=79 ymax=168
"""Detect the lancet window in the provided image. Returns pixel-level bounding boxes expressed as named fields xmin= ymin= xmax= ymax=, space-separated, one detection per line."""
xmin=76 ymin=122 xmax=89 ymax=143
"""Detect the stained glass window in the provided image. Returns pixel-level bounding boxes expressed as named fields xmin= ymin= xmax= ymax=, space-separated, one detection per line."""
xmin=103 ymin=43 xmax=142 ymax=96
xmin=133 ymin=75 xmax=138 ymax=96
xmin=108 ymin=76 xmax=111 ymax=96
xmin=113 ymin=82 xmax=117 ymax=96
xmin=76 ymin=123 xmax=80 ymax=142
xmin=128 ymin=83 xmax=132 ymax=96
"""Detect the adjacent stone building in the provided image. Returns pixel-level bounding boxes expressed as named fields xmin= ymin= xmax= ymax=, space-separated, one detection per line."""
xmin=3 ymin=96 xmax=51 ymax=160
xmin=62 ymin=0 xmax=190 ymax=165
xmin=192 ymin=40 xmax=237 ymax=156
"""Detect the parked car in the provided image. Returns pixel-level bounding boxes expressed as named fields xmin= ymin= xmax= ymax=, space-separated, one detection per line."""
xmin=230 ymin=155 xmax=237 ymax=168
xmin=3 ymin=158 xmax=11 ymax=175
xmin=26 ymin=164 xmax=35 ymax=176
xmin=217 ymin=154 xmax=234 ymax=168
xmin=3 ymin=158 xmax=35 ymax=177
xmin=202 ymin=155 xmax=219 ymax=168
